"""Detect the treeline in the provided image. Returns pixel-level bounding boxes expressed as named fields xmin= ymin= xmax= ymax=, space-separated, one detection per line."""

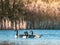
xmin=0 ymin=0 xmax=60 ymax=30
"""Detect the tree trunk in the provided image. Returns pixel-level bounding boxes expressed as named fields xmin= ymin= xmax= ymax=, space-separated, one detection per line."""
xmin=1 ymin=0 xmax=3 ymax=30
xmin=0 ymin=19 xmax=2 ymax=30
xmin=19 ymin=19 xmax=20 ymax=30
xmin=14 ymin=20 xmax=17 ymax=30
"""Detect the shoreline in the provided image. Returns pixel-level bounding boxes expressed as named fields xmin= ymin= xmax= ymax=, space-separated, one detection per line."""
xmin=0 ymin=39 xmax=60 ymax=45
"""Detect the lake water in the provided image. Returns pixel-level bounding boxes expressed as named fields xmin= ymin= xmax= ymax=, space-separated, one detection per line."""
xmin=0 ymin=30 xmax=60 ymax=45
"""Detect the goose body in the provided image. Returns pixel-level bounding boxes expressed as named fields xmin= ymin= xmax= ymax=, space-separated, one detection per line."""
xmin=15 ymin=34 xmax=41 ymax=38
xmin=15 ymin=30 xmax=41 ymax=38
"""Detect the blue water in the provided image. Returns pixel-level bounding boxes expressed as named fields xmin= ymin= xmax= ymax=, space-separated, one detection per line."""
xmin=0 ymin=30 xmax=60 ymax=45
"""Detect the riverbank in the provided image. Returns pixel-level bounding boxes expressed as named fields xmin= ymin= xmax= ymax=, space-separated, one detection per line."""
xmin=0 ymin=41 xmax=15 ymax=45
xmin=0 ymin=39 xmax=60 ymax=45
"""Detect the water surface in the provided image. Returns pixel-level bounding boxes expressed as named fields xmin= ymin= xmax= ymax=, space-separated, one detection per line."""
xmin=0 ymin=30 xmax=60 ymax=45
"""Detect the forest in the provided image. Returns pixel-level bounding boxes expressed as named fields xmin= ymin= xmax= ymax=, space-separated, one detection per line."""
xmin=0 ymin=0 xmax=60 ymax=30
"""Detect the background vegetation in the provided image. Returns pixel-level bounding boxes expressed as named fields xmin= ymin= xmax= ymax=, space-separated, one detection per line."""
xmin=0 ymin=0 xmax=60 ymax=30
